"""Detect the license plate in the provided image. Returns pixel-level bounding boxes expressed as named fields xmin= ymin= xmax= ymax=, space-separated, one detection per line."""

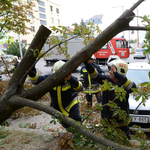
xmin=132 ymin=116 xmax=149 ymax=123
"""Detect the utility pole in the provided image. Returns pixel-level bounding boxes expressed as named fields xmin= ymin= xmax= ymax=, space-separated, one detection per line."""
xmin=137 ymin=9 xmax=139 ymax=48
xmin=112 ymin=6 xmax=124 ymax=37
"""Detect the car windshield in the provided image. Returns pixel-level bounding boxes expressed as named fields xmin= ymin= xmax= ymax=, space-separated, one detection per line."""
xmin=135 ymin=49 xmax=144 ymax=52
xmin=126 ymin=69 xmax=149 ymax=84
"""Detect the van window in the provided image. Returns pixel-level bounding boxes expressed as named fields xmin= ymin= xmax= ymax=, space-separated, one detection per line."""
xmin=101 ymin=43 xmax=108 ymax=49
xmin=116 ymin=40 xmax=128 ymax=48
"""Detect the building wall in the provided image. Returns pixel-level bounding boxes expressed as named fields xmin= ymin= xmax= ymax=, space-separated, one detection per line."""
xmin=12 ymin=0 xmax=61 ymax=47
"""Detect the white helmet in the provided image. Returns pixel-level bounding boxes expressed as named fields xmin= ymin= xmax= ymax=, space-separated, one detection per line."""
xmin=108 ymin=59 xmax=128 ymax=76
xmin=52 ymin=60 xmax=65 ymax=73
xmin=12 ymin=56 xmax=18 ymax=61
xmin=91 ymin=55 xmax=96 ymax=60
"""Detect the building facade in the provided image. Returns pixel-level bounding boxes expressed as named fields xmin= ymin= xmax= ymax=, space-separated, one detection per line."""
xmin=13 ymin=0 xmax=61 ymax=47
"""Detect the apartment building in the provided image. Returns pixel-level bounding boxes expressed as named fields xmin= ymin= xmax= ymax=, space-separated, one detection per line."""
xmin=13 ymin=0 xmax=62 ymax=47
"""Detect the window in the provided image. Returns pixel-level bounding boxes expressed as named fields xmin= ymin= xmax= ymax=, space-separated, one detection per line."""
xmin=116 ymin=40 xmax=127 ymax=48
xmin=40 ymin=20 xmax=47 ymax=25
xmin=38 ymin=0 xmax=45 ymax=6
xmin=51 ymin=17 xmax=54 ymax=23
xmin=22 ymin=40 xmax=27 ymax=47
xmin=39 ymin=13 xmax=46 ymax=19
xmin=57 ymin=19 xmax=60 ymax=25
xmin=29 ymin=13 xmax=33 ymax=19
xmin=101 ymin=43 xmax=108 ymax=49
xmin=39 ymin=6 xmax=45 ymax=13
xmin=56 ymin=8 xmax=59 ymax=14
xmin=30 ymin=26 xmax=35 ymax=32
xmin=50 ymin=5 xmax=53 ymax=11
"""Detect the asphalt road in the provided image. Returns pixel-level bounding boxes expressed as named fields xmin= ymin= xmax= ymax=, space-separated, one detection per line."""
xmin=35 ymin=54 xmax=149 ymax=80
xmin=1 ymin=54 xmax=149 ymax=81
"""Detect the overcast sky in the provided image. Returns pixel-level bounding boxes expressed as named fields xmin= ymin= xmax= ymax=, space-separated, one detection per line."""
xmin=50 ymin=0 xmax=150 ymax=42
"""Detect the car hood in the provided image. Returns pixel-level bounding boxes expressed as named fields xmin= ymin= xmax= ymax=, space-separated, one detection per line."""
xmin=129 ymin=95 xmax=150 ymax=110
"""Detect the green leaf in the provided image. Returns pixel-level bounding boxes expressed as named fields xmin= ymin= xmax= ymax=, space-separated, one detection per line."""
xmin=141 ymin=82 xmax=149 ymax=86
xmin=135 ymin=95 xmax=141 ymax=101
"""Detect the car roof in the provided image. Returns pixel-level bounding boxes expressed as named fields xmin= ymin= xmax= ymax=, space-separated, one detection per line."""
xmin=128 ymin=62 xmax=150 ymax=70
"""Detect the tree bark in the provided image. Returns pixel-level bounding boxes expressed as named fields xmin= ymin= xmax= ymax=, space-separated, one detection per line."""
xmin=0 ymin=0 xmax=148 ymax=149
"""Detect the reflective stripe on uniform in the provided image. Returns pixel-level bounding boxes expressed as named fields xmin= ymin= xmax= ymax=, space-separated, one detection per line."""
xmin=65 ymin=96 xmax=79 ymax=112
xmin=57 ymin=85 xmax=69 ymax=116
xmin=29 ymin=73 xmax=38 ymax=81
xmin=123 ymin=79 xmax=130 ymax=87
xmin=89 ymin=68 xmax=98 ymax=78
xmin=123 ymin=79 xmax=134 ymax=90
xmin=74 ymin=81 xmax=82 ymax=91
xmin=88 ymin=73 xmax=91 ymax=95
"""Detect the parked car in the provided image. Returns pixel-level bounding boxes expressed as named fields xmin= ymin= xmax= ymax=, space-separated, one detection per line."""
xmin=133 ymin=48 xmax=146 ymax=59
xmin=2 ymin=54 xmax=15 ymax=62
xmin=126 ymin=62 xmax=150 ymax=132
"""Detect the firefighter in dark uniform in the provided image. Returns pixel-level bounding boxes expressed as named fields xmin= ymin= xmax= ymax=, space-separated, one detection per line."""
xmin=29 ymin=60 xmax=83 ymax=128
xmin=10 ymin=56 xmax=20 ymax=73
xmin=84 ymin=58 xmax=136 ymax=139
xmin=80 ymin=55 xmax=105 ymax=107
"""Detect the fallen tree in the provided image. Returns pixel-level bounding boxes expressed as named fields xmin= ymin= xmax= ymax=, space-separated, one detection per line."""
xmin=0 ymin=0 xmax=148 ymax=149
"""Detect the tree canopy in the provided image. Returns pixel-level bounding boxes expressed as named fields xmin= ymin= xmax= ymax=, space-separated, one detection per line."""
xmin=0 ymin=0 xmax=36 ymax=39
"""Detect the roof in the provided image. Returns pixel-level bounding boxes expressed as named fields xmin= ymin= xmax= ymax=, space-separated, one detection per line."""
xmin=128 ymin=62 xmax=150 ymax=70
xmin=85 ymin=14 xmax=103 ymax=25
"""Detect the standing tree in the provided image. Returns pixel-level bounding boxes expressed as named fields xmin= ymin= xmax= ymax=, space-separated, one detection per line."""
xmin=0 ymin=0 xmax=36 ymax=39
xmin=5 ymin=40 xmax=27 ymax=57
xmin=0 ymin=0 xmax=149 ymax=149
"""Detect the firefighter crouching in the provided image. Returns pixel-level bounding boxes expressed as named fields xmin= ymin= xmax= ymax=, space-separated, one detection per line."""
xmin=29 ymin=60 xmax=83 ymax=128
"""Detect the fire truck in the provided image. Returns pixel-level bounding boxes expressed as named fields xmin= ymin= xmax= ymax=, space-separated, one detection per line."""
xmin=43 ymin=37 xmax=130 ymax=66
xmin=94 ymin=37 xmax=130 ymax=65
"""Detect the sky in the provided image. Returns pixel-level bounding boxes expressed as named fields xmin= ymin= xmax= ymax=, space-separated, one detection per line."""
xmin=50 ymin=0 xmax=150 ymax=42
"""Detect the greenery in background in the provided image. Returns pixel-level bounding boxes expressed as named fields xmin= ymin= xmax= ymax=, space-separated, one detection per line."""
xmin=0 ymin=0 xmax=37 ymax=39
xmin=5 ymin=40 xmax=27 ymax=57
xmin=129 ymin=39 xmax=137 ymax=43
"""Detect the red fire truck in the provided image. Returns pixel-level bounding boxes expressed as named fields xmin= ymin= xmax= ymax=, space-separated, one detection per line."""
xmin=94 ymin=37 xmax=130 ymax=65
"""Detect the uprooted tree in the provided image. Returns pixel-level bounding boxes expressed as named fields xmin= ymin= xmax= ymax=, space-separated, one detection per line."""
xmin=0 ymin=0 xmax=149 ymax=149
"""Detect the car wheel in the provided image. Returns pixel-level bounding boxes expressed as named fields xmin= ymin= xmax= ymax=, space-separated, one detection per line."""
xmin=134 ymin=57 xmax=136 ymax=59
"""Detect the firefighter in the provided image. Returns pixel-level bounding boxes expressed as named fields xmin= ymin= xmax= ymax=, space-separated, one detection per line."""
xmin=84 ymin=58 xmax=136 ymax=139
xmin=0 ymin=56 xmax=19 ymax=75
xmin=80 ymin=55 xmax=105 ymax=107
xmin=29 ymin=60 xmax=83 ymax=128
xmin=10 ymin=56 xmax=20 ymax=73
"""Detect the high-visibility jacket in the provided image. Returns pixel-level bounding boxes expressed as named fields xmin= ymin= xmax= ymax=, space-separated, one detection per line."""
xmin=84 ymin=62 xmax=136 ymax=122
xmin=10 ymin=61 xmax=19 ymax=73
xmin=29 ymin=74 xmax=83 ymax=116
xmin=80 ymin=63 xmax=104 ymax=95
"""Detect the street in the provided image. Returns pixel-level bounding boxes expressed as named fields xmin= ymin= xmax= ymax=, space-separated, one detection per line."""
xmin=1 ymin=54 xmax=149 ymax=81
xmin=35 ymin=54 xmax=149 ymax=80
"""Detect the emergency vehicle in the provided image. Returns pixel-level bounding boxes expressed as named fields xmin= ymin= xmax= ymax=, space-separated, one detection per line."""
xmin=94 ymin=37 xmax=130 ymax=65
xmin=43 ymin=37 xmax=130 ymax=66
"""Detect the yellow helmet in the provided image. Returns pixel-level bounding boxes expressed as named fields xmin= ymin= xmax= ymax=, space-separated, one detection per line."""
xmin=52 ymin=60 xmax=65 ymax=73
xmin=108 ymin=59 xmax=128 ymax=76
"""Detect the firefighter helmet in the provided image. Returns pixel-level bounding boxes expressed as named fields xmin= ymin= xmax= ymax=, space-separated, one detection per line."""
xmin=52 ymin=60 xmax=65 ymax=73
xmin=91 ymin=55 xmax=96 ymax=60
xmin=108 ymin=59 xmax=128 ymax=76
xmin=12 ymin=56 xmax=18 ymax=61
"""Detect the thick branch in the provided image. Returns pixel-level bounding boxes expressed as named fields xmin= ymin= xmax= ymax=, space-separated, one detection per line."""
xmin=8 ymin=96 xmax=139 ymax=150
xmin=2 ymin=25 xmax=51 ymax=101
xmin=124 ymin=26 xmax=147 ymax=31
xmin=129 ymin=0 xmax=145 ymax=12
xmin=22 ymin=9 xmax=135 ymax=99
